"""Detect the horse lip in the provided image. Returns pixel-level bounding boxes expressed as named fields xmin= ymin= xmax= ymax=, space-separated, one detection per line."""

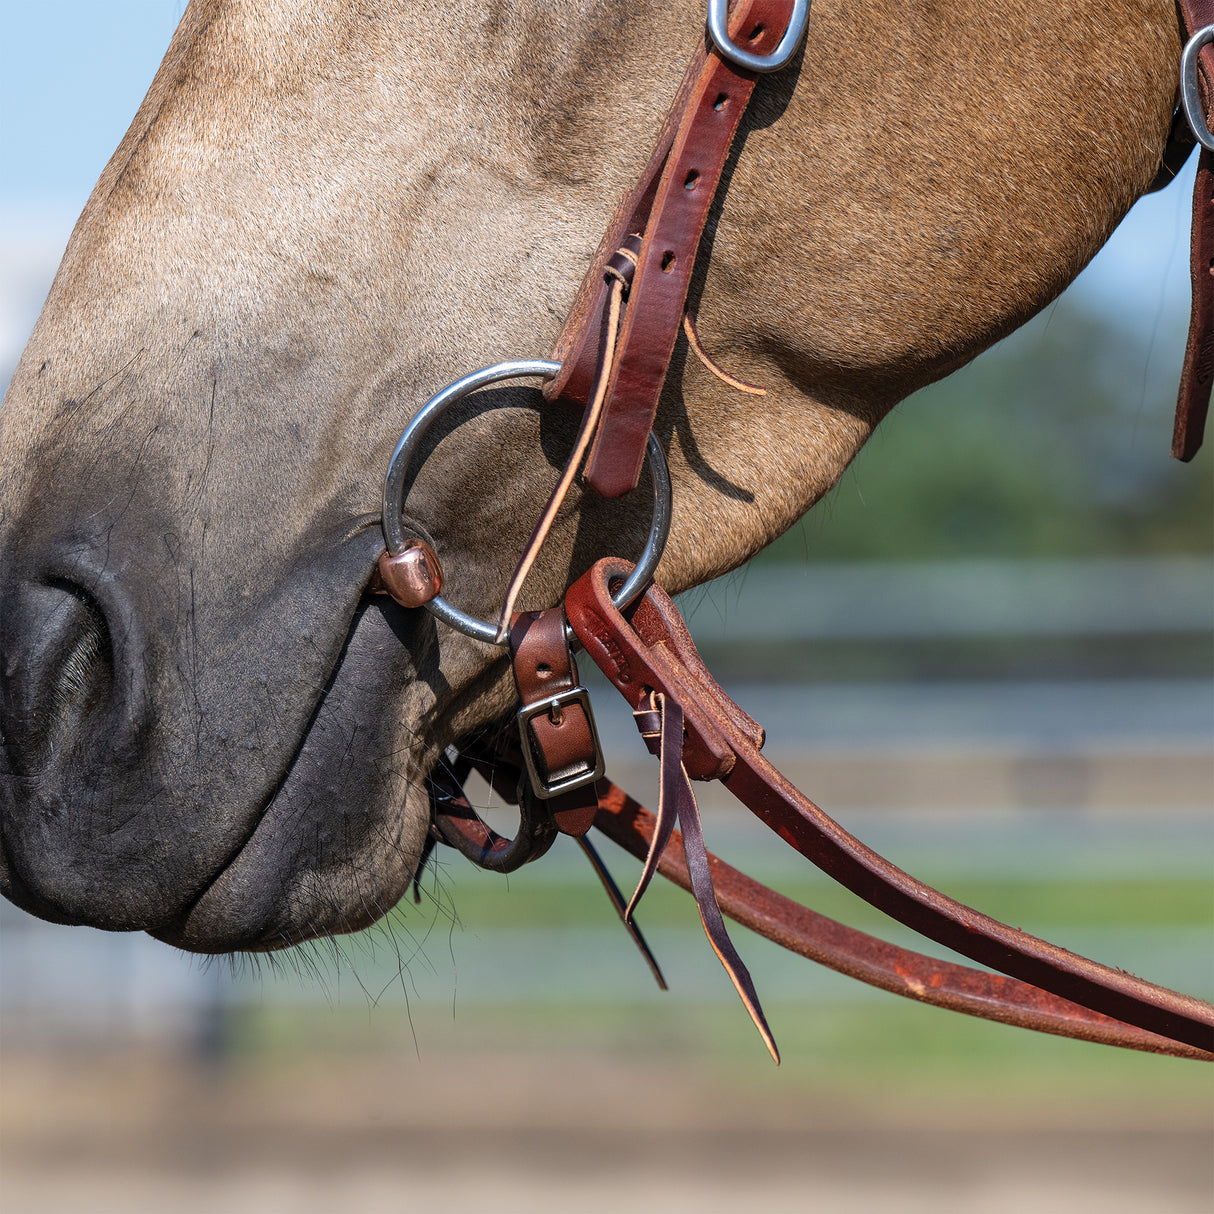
xmin=150 ymin=591 xmax=384 ymax=950
xmin=1 ymin=513 xmax=396 ymax=940
xmin=149 ymin=584 xmax=440 ymax=954
xmin=0 ymin=838 xmax=89 ymax=928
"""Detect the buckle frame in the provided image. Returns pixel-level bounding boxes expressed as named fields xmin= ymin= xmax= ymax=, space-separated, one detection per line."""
xmin=706 ymin=0 xmax=810 ymax=74
xmin=517 ymin=687 xmax=605 ymax=799
xmin=1181 ymin=26 xmax=1214 ymax=152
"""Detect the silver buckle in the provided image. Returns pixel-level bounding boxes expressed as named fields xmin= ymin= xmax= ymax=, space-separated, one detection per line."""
xmin=1182 ymin=26 xmax=1214 ymax=153
xmin=706 ymin=0 xmax=810 ymax=74
xmin=517 ymin=687 xmax=605 ymax=800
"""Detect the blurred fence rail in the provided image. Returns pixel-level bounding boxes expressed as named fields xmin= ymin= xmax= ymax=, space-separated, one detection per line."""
xmin=679 ymin=555 xmax=1213 ymax=640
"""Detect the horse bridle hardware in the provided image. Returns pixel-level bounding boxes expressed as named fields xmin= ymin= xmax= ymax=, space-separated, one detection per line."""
xmin=373 ymin=2 xmax=1214 ymax=1063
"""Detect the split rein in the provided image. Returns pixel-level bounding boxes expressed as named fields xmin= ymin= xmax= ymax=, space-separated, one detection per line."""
xmin=369 ymin=2 xmax=1214 ymax=1062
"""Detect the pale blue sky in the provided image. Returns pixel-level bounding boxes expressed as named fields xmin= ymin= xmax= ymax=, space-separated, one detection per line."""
xmin=1 ymin=3 xmax=186 ymax=202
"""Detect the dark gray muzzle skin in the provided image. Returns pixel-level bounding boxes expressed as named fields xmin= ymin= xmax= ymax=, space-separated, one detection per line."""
xmin=0 ymin=430 xmax=434 ymax=951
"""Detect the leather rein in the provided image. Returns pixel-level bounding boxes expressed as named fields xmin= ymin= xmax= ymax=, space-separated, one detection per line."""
xmin=373 ymin=1 xmax=1214 ymax=1063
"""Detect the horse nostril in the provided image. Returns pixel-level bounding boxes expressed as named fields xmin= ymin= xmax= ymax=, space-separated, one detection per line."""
xmin=1 ymin=579 xmax=114 ymax=763
xmin=45 ymin=580 xmax=112 ymax=720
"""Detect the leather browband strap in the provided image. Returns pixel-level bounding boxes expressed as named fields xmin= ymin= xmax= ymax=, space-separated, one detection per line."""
xmin=545 ymin=0 xmax=798 ymax=497
xmin=1176 ymin=0 xmax=1214 ymax=460
xmin=564 ymin=559 xmax=1214 ymax=1057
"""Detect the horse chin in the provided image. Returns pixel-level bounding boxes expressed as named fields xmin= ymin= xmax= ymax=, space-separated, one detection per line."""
xmin=152 ymin=783 xmax=437 ymax=956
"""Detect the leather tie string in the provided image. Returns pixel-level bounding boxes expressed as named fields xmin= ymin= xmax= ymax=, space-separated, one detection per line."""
xmin=495 ymin=264 xmax=633 ymax=640
xmin=632 ymin=689 xmax=779 ymax=1062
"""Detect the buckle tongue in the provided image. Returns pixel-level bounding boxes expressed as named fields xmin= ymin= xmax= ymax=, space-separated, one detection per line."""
xmin=517 ymin=687 xmax=605 ymax=800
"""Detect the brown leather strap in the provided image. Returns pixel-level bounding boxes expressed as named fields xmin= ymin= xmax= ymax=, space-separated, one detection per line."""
xmin=428 ymin=746 xmax=559 ymax=873
xmin=509 ymin=609 xmax=599 ymax=835
xmin=565 ymin=559 xmax=1214 ymax=1055
xmin=1174 ymin=1 xmax=1214 ymax=459
xmin=427 ymin=609 xmax=601 ymax=869
xmin=428 ymin=738 xmax=1211 ymax=1059
xmin=1175 ymin=147 xmax=1213 ymax=459
xmin=635 ymin=689 xmax=779 ymax=1060
xmin=590 ymin=779 xmax=1212 ymax=1060
xmin=544 ymin=0 xmax=799 ymax=497
xmin=576 ymin=832 xmax=669 ymax=991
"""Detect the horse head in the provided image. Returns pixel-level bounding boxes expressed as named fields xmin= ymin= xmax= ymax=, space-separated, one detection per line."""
xmin=0 ymin=1 xmax=1181 ymax=953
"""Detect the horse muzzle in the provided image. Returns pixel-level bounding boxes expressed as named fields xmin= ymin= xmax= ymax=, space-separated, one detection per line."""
xmin=0 ymin=497 xmax=430 ymax=945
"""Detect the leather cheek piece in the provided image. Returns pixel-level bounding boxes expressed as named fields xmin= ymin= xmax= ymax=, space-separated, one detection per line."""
xmin=1175 ymin=145 xmax=1213 ymax=460
xmin=546 ymin=0 xmax=800 ymax=498
xmin=509 ymin=608 xmax=601 ymax=834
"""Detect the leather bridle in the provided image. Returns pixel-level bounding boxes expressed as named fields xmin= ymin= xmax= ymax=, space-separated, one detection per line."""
xmin=373 ymin=2 xmax=1214 ymax=1063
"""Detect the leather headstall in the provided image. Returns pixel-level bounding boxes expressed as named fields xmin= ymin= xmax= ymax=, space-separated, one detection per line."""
xmin=545 ymin=0 xmax=802 ymax=497
xmin=1175 ymin=0 xmax=1214 ymax=460
xmin=381 ymin=2 xmax=1214 ymax=1064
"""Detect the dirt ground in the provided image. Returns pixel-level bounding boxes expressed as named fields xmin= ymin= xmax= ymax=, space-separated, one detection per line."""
xmin=2 ymin=1048 xmax=1210 ymax=1214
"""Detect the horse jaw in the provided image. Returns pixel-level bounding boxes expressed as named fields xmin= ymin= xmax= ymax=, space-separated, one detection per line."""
xmin=0 ymin=0 xmax=1179 ymax=950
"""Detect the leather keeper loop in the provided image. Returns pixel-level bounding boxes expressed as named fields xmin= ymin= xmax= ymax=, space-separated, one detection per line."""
xmin=604 ymin=234 xmax=644 ymax=293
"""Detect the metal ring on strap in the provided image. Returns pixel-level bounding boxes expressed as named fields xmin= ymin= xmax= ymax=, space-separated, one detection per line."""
xmin=706 ymin=0 xmax=810 ymax=73
xmin=1182 ymin=26 xmax=1214 ymax=152
xmin=382 ymin=359 xmax=673 ymax=645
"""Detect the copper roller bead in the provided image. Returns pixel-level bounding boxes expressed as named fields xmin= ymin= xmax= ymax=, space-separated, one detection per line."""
xmin=376 ymin=540 xmax=444 ymax=608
